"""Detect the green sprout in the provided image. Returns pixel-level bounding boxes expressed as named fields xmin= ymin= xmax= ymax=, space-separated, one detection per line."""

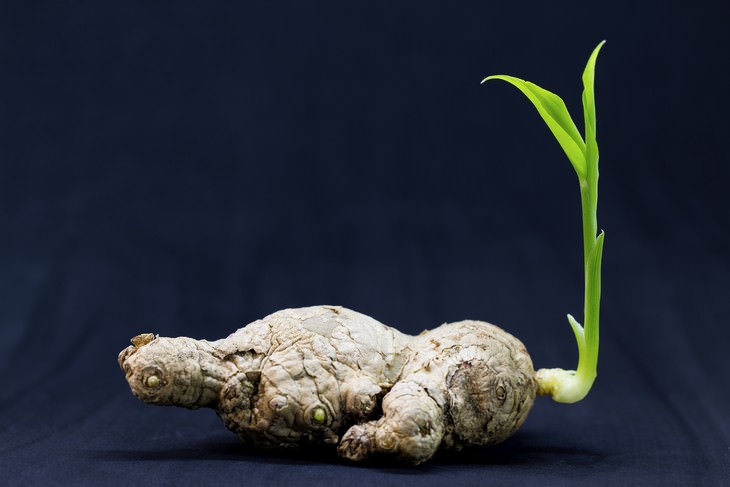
xmin=483 ymin=41 xmax=606 ymax=403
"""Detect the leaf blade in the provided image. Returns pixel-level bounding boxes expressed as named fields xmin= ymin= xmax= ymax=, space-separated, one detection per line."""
xmin=483 ymin=75 xmax=586 ymax=177
xmin=580 ymin=41 xmax=605 ymax=262
xmin=582 ymin=40 xmax=606 ymax=144
xmin=567 ymin=313 xmax=586 ymax=360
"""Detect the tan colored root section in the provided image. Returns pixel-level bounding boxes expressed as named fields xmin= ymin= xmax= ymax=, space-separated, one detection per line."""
xmin=120 ymin=306 xmax=537 ymax=464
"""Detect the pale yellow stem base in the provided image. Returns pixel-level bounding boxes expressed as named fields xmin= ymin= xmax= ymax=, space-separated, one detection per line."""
xmin=536 ymin=368 xmax=593 ymax=404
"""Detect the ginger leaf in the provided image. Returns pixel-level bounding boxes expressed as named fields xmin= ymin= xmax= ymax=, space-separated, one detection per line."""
xmin=582 ymin=230 xmax=604 ymax=377
xmin=582 ymin=41 xmax=605 ymax=143
xmin=482 ymin=75 xmax=587 ymax=178
xmin=579 ymin=40 xmax=605 ymax=263
xmin=566 ymin=313 xmax=584 ymax=354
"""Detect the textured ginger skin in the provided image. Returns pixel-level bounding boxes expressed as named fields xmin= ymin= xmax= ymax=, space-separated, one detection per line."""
xmin=119 ymin=306 xmax=537 ymax=464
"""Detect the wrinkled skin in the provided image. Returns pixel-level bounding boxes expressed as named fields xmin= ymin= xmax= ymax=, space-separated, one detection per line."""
xmin=119 ymin=306 xmax=537 ymax=464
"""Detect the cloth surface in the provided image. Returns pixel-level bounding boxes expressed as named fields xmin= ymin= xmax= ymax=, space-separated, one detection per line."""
xmin=1 ymin=1 xmax=728 ymax=485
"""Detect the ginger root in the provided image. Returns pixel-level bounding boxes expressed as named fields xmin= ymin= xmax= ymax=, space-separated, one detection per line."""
xmin=119 ymin=306 xmax=536 ymax=464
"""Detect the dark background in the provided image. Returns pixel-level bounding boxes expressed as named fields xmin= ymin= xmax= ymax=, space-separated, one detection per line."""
xmin=1 ymin=1 xmax=728 ymax=485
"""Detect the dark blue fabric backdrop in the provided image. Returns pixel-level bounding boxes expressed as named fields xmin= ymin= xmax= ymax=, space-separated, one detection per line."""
xmin=1 ymin=1 xmax=728 ymax=485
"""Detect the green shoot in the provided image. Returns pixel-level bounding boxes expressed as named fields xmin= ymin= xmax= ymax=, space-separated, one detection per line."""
xmin=482 ymin=41 xmax=606 ymax=403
